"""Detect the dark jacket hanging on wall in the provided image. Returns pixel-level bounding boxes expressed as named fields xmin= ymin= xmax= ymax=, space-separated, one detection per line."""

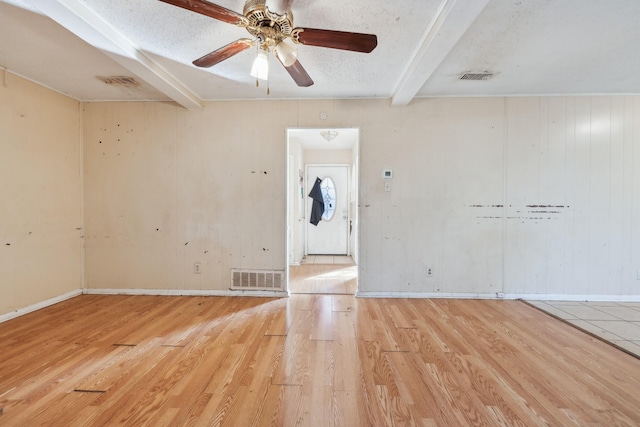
xmin=308 ymin=177 xmax=325 ymax=226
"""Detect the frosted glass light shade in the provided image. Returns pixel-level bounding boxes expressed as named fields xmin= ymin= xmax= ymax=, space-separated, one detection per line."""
xmin=250 ymin=51 xmax=269 ymax=80
xmin=274 ymin=41 xmax=297 ymax=67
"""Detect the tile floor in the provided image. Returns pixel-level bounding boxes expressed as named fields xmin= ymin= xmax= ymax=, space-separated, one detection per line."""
xmin=526 ymin=300 xmax=640 ymax=357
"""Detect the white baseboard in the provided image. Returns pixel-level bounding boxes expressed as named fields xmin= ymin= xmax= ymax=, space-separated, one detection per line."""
xmin=356 ymin=291 xmax=507 ymax=299
xmin=84 ymin=288 xmax=289 ymax=298
xmin=356 ymin=291 xmax=640 ymax=302
xmin=0 ymin=289 xmax=83 ymax=323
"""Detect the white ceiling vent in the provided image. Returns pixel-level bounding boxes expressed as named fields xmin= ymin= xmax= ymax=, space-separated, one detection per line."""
xmin=96 ymin=76 xmax=140 ymax=86
xmin=459 ymin=72 xmax=493 ymax=81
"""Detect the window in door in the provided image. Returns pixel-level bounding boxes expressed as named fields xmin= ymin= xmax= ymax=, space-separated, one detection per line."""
xmin=320 ymin=177 xmax=336 ymax=221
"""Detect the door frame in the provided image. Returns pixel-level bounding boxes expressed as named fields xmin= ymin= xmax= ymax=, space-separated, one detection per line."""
xmin=285 ymin=128 xmax=360 ymax=294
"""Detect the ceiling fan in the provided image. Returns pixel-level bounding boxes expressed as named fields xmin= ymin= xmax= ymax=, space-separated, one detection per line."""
xmin=158 ymin=0 xmax=378 ymax=88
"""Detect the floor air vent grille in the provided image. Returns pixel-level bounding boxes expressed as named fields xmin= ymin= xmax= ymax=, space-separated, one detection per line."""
xmin=231 ymin=269 xmax=284 ymax=291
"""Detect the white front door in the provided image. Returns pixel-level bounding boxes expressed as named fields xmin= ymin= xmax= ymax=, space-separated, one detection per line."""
xmin=306 ymin=165 xmax=349 ymax=255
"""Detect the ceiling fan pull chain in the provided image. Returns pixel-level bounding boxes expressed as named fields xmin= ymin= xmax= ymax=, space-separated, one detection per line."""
xmin=256 ymin=37 xmax=260 ymax=87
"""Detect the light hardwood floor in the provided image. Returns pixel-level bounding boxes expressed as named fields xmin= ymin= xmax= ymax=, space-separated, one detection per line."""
xmin=288 ymin=262 xmax=357 ymax=294
xmin=1 ymin=294 xmax=640 ymax=426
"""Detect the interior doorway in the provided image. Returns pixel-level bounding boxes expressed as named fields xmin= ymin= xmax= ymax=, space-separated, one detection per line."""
xmin=286 ymin=128 xmax=359 ymax=295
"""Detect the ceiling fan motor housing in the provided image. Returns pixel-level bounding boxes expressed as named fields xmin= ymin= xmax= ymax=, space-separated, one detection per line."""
xmin=243 ymin=0 xmax=294 ymax=47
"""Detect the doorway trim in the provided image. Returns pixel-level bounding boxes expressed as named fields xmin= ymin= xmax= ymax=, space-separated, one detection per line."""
xmin=285 ymin=127 xmax=360 ymax=295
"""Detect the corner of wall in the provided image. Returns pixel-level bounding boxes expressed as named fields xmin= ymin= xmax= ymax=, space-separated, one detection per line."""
xmin=78 ymin=101 xmax=86 ymax=292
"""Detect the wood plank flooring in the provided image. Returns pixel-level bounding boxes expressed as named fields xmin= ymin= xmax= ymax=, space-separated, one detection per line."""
xmin=288 ymin=263 xmax=357 ymax=294
xmin=1 ymin=295 xmax=640 ymax=426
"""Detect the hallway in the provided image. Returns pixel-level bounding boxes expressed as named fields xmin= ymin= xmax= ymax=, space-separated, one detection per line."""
xmin=289 ymin=256 xmax=357 ymax=294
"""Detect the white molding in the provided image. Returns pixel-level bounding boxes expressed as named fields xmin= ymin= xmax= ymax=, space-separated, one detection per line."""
xmin=357 ymin=291 xmax=507 ymax=299
xmin=356 ymin=291 xmax=640 ymax=302
xmin=0 ymin=289 xmax=83 ymax=323
xmin=84 ymin=288 xmax=289 ymax=298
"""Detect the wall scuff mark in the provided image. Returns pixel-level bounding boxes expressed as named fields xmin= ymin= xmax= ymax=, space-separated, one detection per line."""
xmin=469 ymin=203 xmax=570 ymax=222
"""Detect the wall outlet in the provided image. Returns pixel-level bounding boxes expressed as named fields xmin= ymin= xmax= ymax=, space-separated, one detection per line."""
xmin=194 ymin=262 xmax=201 ymax=274
xmin=384 ymin=181 xmax=391 ymax=192
xmin=426 ymin=267 xmax=433 ymax=278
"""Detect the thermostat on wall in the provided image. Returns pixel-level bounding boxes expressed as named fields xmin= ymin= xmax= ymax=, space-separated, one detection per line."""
xmin=382 ymin=169 xmax=393 ymax=179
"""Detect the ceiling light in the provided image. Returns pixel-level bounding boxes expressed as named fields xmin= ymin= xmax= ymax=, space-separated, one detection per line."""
xmin=264 ymin=0 xmax=294 ymax=14
xmin=250 ymin=51 xmax=269 ymax=81
xmin=320 ymin=130 xmax=339 ymax=142
xmin=274 ymin=40 xmax=297 ymax=67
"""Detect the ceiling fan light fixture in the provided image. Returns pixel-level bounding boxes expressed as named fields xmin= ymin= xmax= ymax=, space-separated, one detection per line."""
xmin=158 ymin=0 xmax=377 ymax=88
xmin=250 ymin=51 xmax=269 ymax=80
xmin=274 ymin=40 xmax=297 ymax=67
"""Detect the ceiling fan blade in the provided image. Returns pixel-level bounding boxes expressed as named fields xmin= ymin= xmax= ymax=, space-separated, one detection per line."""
xmin=277 ymin=57 xmax=313 ymax=87
xmin=157 ymin=0 xmax=245 ymax=25
xmin=193 ymin=39 xmax=253 ymax=68
xmin=294 ymin=28 xmax=377 ymax=53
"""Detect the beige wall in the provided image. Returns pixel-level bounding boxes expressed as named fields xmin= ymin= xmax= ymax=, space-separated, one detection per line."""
xmin=83 ymin=96 xmax=640 ymax=298
xmin=83 ymin=101 xmax=291 ymax=291
xmin=0 ymin=71 xmax=83 ymax=317
xmin=2 ymin=75 xmax=639 ymax=318
xmin=304 ymin=149 xmax=353 ymax=165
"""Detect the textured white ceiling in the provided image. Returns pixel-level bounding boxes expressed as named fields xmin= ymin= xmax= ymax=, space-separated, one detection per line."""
xmin=417 ymin=0 xmax=640 ymax=97
xmin=1 ymin=0 xmax=639 ymax=107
